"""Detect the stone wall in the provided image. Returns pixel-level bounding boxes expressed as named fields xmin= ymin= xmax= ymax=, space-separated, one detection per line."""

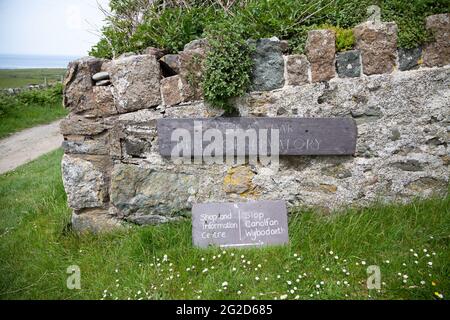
xmin=60 ymin=15 xmax=450 ymax=232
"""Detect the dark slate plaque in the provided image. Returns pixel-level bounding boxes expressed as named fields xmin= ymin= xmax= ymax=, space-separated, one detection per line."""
xmin=157 ymin=117 xmax=357 ymax=156
xmin=192 ymin=200 xmax=289 ymax=248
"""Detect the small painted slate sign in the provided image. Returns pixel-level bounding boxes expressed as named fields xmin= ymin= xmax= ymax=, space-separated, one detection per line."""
xmin=192 ymin=200 xmax=289 ymax=248
xmin=157 ymin=117 xmax=357 ymax=156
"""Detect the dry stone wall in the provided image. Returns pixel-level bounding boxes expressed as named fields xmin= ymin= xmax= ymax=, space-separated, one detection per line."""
xmin=60 ymin=15 xmax=450 ymax=232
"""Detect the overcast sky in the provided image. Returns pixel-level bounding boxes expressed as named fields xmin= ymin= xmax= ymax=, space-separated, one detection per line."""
xmin=0 ymin=0 xmax=109 ymax=56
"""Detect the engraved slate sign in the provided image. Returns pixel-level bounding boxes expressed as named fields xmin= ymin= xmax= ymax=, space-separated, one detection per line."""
xmin=192 ymin=200 xmax=289 ymax=248
xmin=157 ymin=117 xmax=357 ymax=156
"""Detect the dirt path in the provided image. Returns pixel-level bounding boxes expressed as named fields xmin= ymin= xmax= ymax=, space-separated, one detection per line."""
xmin=0 ymin=120 xmax=63 ymax=174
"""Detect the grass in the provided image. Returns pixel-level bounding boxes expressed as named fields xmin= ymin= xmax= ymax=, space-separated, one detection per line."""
xmin=0 ymin=83 xmax=67 ymax=139
xmin=0 ymin=69 xmax=66 ymax=89
xmin=0 ymin=149 xmax=448 ymax=300
xmin=0 ymin=101 xmax=68 ymax=139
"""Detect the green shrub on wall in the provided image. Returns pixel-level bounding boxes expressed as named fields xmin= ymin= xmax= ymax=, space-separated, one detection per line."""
xmin=202 ymin=23 xmax=254 ymax=112
xmin=320 ymin=25 xmax=355 ymax=52
xmin=91 ymin=0 xmax=449 ymax=59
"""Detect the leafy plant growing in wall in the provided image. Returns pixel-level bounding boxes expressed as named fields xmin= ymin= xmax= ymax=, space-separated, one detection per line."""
xmin=202 ymin=22 xmax=254 ymax=113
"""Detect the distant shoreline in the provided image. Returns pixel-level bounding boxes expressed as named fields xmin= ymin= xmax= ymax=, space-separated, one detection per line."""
xmin=0 ymin=67 xmax=67 ymax=70
xmin=0 ymin=54 xmax=79 ymax=69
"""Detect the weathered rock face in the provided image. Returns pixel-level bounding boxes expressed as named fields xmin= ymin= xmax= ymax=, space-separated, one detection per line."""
xmin=336 ymin=50 xmax=361 ymax=78
xmin=63 ymin=57 xmax=104 ymax=113
xmin=160 ymin=54 xmax=180 ymax=75
xmin=108 ymin=54 xmax=161 ymax=113
xmin=250 ymin=38 xmax=285 ymax=91
xmin=61 ymin=154 xmax=110 ymax=210
xmin=177 ymin=39 xmax=209 ymax=101
xmin=72 ymin=208 xmax=123 ymax=233
xmin=161 ymin=75 xmax=191 ymax=106
xmin=60 ymin=115 xmax=109 ymax=136
xmin=223 ymin=166 xmax=257 ymax=195
xmin=285 ymin=54 xmax=309 ymax=85
xmin=178 ymin=49 xmax=207 ymax=100
xmin=110 ymin=164 xmax=199 ymax=224
xmin=398 ymin=47 xmax=422 ymax=71
xmin=62 ymin=133 xmax=110 ymax=155
xmin=423 ymin=13 xmax=450 ymax=67
xmin=353 ymin=21 xmax=398 ymax=75
xmin=92 ymin=86 xmax=117 ymax=116
xmin=306 ymin=30 xmax=336 ymax=82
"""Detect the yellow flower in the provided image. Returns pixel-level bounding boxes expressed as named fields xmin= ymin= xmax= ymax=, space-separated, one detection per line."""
xmin=434 ymin=292 xmax=443 ymax=299
xmin=432 ymin=281 xmax=437 ymax=286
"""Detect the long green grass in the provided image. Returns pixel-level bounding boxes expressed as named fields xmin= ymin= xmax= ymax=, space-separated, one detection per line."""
xmin=0 ymin=83 xmax=68 ymax=139
xmin=0 ymin=69 xmax=66 ymax=89
xmin=0 ymin=149 xmax=448 ymax=300
xmin=0 ymin=102 xmax=68 ymax=139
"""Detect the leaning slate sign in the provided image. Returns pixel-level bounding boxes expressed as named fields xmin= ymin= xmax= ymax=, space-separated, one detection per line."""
xmin=157 ymin=117 xmax=357 ymax=156
xmin=192 ymin=200 xmax=289 ymax=248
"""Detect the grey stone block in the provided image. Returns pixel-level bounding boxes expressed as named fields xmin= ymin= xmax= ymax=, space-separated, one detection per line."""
xmin=398 ymin=47 xmax=422 ymax=71
xmin=336 ymin=50 xmax=361 ymax=78
xmin=249 ymin=38 xmax=285 ymax=91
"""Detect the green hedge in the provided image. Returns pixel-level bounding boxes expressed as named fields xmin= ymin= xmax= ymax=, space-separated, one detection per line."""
xmin=0 ymin=84 xmax=63 ymax=116
xmin=202 ymin=22 xmax=254 ymax=112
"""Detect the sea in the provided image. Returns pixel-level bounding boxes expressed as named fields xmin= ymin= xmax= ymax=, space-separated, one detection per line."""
xmin=0 ymin=54 xmax=80 ymax=69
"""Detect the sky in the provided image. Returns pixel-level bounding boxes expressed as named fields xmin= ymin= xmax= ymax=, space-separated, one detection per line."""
xmin=0 ymin=0 xmax=109 ymax=56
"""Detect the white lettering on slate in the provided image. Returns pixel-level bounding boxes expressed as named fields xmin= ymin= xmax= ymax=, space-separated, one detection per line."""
xmin=192 ymin=200 xmax=289 ymax=248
